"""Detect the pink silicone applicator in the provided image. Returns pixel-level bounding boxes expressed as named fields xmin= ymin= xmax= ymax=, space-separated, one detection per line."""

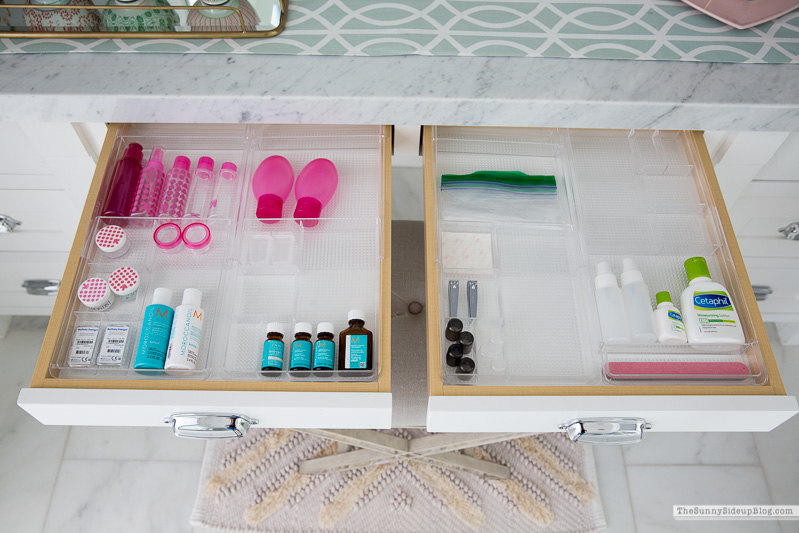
xmin=293 ymin=158 xmax=338 ymax=227
xmin=252 ymin=155 xmax=295 ymax=224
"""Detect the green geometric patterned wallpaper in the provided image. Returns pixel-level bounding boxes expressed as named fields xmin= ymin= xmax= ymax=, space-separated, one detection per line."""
xmin=2 ymin=0 xmax=798 ymax=63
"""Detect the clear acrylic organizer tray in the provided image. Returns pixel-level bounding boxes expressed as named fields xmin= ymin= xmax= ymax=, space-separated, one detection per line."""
xmin=49 ymin=124 xmax=387 ymax=383
xmin=432 ymin=127 xmax=767 ymax=387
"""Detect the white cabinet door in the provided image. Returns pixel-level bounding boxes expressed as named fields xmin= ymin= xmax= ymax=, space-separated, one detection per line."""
xmin=0 ymin=122 xmax=102 ymax=316
xmin=732 ymin=180 xmax=799 ymax=321
xmin=0 ymin=252 xmax=68 ymax=314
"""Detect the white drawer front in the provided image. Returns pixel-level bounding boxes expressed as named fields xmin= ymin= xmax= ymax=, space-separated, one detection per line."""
xmin=427 ymin=396 xmax=798 ymax=433
xmin=18 ymin=389 xmax=392 ymax=429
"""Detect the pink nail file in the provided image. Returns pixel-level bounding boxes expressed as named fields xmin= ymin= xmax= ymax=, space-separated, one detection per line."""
xmin=606 ymin=361 xmax=750 ymax=380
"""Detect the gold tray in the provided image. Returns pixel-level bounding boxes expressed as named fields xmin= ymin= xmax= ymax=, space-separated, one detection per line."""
xmin=0 ymin=0 xmax=286 ymax=39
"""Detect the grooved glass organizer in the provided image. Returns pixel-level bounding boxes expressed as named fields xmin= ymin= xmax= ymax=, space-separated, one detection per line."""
xmin=50 ymin=124 xmax=386 ymax=382
xmin=432 ymin=127 xmax=766 ymax=387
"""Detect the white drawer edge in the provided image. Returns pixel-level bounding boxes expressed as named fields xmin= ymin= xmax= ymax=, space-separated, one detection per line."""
xmin=18 ymin=389 xmax=392 ymax=429
xmin=427 ymin=395 xmax=799 ymax=433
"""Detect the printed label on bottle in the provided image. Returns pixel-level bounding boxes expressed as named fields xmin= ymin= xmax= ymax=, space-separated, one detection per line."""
xmin=313 ymin=339 xmax=335 ymax=369
xmin=345 ymin=335 xmax=368 ymax=369
xmin=290 ymin=340 xmax=311 ymax=369
xmin=137 ymin=305 xmax=172 ymax=368
xmin=262 ymin=339 xmax=285 ymax=369
xmin=693 ymin=290 xmax=738 ymax=332
xmin=69 ymin=326 xmax=99 ymax=367
xmin=97 ymin=325 xmax=129 ymax=366
xmin=693 ymin=291 xmax=734 ymax=311
xmin=667 ymin=310 xmax=685 ymax=333
xmin=165 ymin=306 xmax=203 ymax=369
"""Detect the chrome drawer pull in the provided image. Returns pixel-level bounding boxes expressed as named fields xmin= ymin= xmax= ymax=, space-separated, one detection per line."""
xmin=778 ymin=222 xmax=799 ymax=240
xmin=559 ymin=417 xmax=651 ymax=445
xmin=752 ymin=285 xmax=773 ymax=302
xmin=0 ymin=214 xmax=22 ymax=233
xmin=22 ymin=279 xmax=60 ymax=295
xmin=166 ymin=413 xmax=257 ymax=439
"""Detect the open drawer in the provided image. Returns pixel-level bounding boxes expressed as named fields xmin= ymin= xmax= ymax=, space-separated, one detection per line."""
xmin=423 ymin=126 xmax=798 ymax=438
xmin=18 ymin=124 xmax=392 ymax=430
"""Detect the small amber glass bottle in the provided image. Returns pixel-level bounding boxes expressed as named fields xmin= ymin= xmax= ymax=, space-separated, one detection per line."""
xmin=290 ymin=322 xmax=313 ymax=377
xmin=313 ymin=322 xmax=336 ymax=377
xmin=260 ymin=322 xmax=285 ymax=375
xmin=338 ymin=310 xmax=373 ymax=374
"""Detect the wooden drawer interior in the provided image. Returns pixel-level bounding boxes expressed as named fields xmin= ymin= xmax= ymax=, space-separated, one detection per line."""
xmin=423 ymin=127 xmax=785 ymax=398
xmin=30 ymin=124 xmax=392 ymax=394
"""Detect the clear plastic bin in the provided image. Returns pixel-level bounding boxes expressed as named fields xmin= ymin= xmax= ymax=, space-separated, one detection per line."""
xmin=432 ymin=127 xmax=766 ymax=387
xmin=50 ymin=125 xmax=387 ymax=383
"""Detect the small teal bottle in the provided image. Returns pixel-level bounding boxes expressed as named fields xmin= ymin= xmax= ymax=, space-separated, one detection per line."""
xmin=133 ymin=288 xmax=174 ymax=370
xmin=313 ymin=322 xmax=336 ymax=377
xmin=289 ymin=322 xmax=312 ymax=377
xmin=261 ymin=322 xmax=285 ymax=375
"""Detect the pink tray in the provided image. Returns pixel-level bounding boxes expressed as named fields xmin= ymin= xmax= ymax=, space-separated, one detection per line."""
xmin=682 ymin=0 xmax=799 ymax=29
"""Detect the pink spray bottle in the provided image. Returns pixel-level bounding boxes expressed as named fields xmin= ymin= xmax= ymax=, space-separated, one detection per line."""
xmin=252 ymin=155 xmax=294 ymax=223
xmin=293 ymin=158 xmax=338 ymax=227
xmin=102 ymin=142 xmax=144 ymax=218
xmin=130 ymin=146 xmax=166 ymax=217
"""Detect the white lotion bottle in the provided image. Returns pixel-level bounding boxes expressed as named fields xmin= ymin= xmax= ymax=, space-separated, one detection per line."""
xmin=594 ymin=262 xmax=630 ymax=343
xmin=653 ymin=291 xmax=688 ymax=343
xmin=165 ymin=288 xmax=204 ymax=371
xmin=681 ymin=256 xmax=745 ymax=346
xmin=620 ymin=258 xmax=658 ymax=343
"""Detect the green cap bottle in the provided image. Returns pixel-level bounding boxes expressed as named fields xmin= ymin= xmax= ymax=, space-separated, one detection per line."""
xmin=684 ymin=256 xmax=711 ymax=282
xmin=655 ymin=291 xmax=672 ymax=305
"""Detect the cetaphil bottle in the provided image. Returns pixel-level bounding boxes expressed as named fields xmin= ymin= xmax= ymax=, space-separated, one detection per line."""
xmin=680 ymin=257 xmax=745 ymax=346
xmin=653 ymin=291 xmax=687 ymax=344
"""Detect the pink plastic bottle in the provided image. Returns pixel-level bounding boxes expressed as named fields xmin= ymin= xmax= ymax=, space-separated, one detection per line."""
xmin=293 ymin=158 xmax=338 ymax=227
xmin=157 ymin=156 xmax=192 ymax=218
xmin=102 ymin=142 xmax=143 ymax=218
xmin=130 ymin=146 xmax=166 ymax=217
xmin=252 ymin=155 xmax=294 ymax=224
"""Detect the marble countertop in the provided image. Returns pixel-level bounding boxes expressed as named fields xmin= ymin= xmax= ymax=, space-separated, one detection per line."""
xmin=1 ymin=53 xmax=798 ymax=130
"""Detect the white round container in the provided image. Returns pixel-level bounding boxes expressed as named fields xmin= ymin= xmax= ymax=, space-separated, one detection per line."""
xmin=95 ymin=225 xmax=130 ymax=258
xmin=77 ymin=277 xmax=115 ymax=311
xmin=108 ymin=267 xmax=140 ymax=301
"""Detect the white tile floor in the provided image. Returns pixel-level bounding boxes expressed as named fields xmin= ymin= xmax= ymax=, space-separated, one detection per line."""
xmin=2 ymin=317 xmax=798 ymax=533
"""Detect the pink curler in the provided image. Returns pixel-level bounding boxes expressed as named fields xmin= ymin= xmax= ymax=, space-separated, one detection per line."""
xmin=153 ymin=222 xmax=183 ymax=251
xmin=182 ymin=222 xmax=212 ymax=252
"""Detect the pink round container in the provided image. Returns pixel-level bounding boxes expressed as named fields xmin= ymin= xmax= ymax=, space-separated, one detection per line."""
xmin=108 ymin=267 xmax=140 ymax=301
xmin=95 ymin=225 xmax=130 ymax=258
xmin=77 ymin=277 xmax=114 ymax=311
xmin=154 ymin=222 xmax=183 ymax=252
xmin=182 ymin=222 xmax=212 ymax=253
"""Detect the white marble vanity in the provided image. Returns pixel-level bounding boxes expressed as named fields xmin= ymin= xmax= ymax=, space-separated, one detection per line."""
xmin=1 ymin=54 xmax=798 ymax=130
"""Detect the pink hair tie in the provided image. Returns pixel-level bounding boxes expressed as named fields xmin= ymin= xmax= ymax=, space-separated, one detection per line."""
xmin=154 ymin=222 xmax=182 ymax=251
xmin=182 ymin=222 xmax=211 ymax=251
